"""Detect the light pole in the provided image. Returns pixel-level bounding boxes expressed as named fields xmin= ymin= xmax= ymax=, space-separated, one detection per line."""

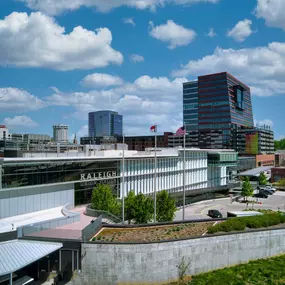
xmin=122 ymin=133 xmax=125 ymax=224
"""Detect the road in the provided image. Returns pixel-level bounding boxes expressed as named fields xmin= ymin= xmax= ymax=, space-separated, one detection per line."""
xmin=175 ymin=191 xmax=285 ymax=221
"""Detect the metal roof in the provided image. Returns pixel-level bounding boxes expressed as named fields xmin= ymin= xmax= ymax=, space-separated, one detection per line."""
xmin=0 ymin=240 xmax=62 ymax=276
xmin=238 ymin=166 xmax=273 ymax=177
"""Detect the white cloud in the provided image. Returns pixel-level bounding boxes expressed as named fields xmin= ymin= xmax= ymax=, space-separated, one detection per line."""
xmin=130 ymin=54 xmax=145 ymax=63
xmin=207 ymin=27 xmax=217 ymax=38
xmin=71 ymin=125 xmax=88 ymax=140
xmin=4 ymin=116 xmax=38 ymax=128
xmin=81 ymin=73 xmax=124 ymax=88
xmin=0 ymin=12 xmax=123 ymax=71
xmin=227 ymin=19 xmax=253 ymax=42
xmin=254 ymin=119 xmax=273 ymax=128
xmin=0 ymin=88 xmax=45 ymax=111
xmin=18 ymin=0 xmax=219 ymax=15
xmin=45 ymin=75 xmax=187 ymax=135
xmin=123 ymin=18 xmax=136 ymax=26
xmin=255 ymin=0 xmax=285 ymax=30
xmin=149 ymin=20 xmax=196 ymax=49
xmin=172 ymin=42 xmax=285 ymax=97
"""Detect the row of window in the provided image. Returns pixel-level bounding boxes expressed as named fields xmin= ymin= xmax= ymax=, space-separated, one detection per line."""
xmin=199 ymin=124 xmax=231 ymax=129
xmin=199 ymin=84 xmax=227 ymax=91
xmin=199 ymin=112 xmax=229 ymax=118
xmin=200 ymin=96 xmax=229 ymax=102
xmin=184 ymin=103 xmax=198 ymax=110
xmin=199 ymin=78 xmax=227 ymax=86
xmin=199 ymin=101 xmax=229 ymax=107
xmin=200 ymin=117 xmax=231 ymax=123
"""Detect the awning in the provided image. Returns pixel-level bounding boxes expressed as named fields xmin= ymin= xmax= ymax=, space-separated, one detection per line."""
xmin=0 ymin=240 xmax=62 ymax=276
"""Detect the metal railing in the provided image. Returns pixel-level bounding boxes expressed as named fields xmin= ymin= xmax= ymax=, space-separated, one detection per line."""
xmin=85 ymin=204 xmax=122 ymax=223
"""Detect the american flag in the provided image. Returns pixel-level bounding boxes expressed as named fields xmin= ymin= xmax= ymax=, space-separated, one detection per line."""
xmin=175 ymin=126 xmax=186 ymax=136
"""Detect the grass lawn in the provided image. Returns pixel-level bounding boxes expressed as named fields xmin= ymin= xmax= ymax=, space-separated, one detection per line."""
xmin=91 ymin=222 xmax=214 ymax=242
xmin=171 ymin=254 xmax=285 ymax=285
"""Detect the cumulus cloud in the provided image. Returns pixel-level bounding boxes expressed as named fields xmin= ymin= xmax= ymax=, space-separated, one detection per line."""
xmin=0 ymin=12 xmax=123 ymax=71
xmin=227 ymin=19 xmax=253 ymax=42
xmin=4 ymin=116 xmax=38 ymax=128
xmin=149 ymin=20 xmax=196 ymax=49
xmin=45 ymin=75 xmax=187 ymax=135
xmin=0 ymin=88 xmax=45 ymax=111
xmin=207 ymin=27 xmax=217 ymax=38
xmin=172 ymin=42 xmax=285 ymax=97
xmin=123 ymin=17 xmax=136 ymax=26
xmin=255 ymin=0 xmax=285 ymax=30
xmin=130 ymin=54 xmax=145 ymax=63
xmin=71 ymin=125 xmax=88 ymax=140
xmin=18 ymin=0 xmax=220 ymax=15
xmin=81 ymin=73 xmax=124 ymax=88
xmin=254 ymin=119 xmax=273 ymax=128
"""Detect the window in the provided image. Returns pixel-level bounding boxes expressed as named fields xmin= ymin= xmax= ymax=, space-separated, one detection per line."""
xmin=235 ymin=86 xmax=244 ymax=110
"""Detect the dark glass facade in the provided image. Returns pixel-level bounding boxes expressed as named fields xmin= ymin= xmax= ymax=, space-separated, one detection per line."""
xmin=183 ymin=81 xmax=199 ymax=147
xmin=88 ymin=110 xmax=123 ymax=137
xmin=183 ymin=72 xmax=254 ymax=150
xmin=2 ymin=160 xmax=120 ymax=205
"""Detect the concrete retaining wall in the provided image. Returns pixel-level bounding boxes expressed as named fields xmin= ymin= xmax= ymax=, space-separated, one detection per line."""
xmin=80 ymin=228 xmax=285 ymax=285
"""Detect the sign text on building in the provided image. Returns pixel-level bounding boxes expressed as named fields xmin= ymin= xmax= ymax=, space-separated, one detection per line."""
xmin=80 ymin=171 xmax=117 ymax=181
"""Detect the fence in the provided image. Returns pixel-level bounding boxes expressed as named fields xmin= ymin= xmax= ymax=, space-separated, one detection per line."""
xmin=82 ymin=216 xmax=102 ymax=242
xmin=85 ymin=204 xmax=122 ymax=223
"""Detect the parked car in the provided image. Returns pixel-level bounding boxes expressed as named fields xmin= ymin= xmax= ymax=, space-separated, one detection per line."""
xmin=208 ymin=209 xmax=223 ymax=218
xmin=254 ymin=192 xmax=268 ymax=199
xmin=260 ymin=189 xmax=273 ymax=195
xmin=264 ymin=185 xmax=276 ymax=192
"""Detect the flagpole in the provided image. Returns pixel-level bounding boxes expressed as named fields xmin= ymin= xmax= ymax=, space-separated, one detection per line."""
xmin=122 ymin=133 xmax=125 ymax=224
xmin=154 ymin=125 xmax=157 ymax=223
xmin=183 ymin=131 xmax=186 ymax=221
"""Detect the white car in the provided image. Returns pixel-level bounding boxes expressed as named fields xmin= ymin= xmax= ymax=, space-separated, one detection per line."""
xmin=264 ymin=185 xmax=276 ymax=192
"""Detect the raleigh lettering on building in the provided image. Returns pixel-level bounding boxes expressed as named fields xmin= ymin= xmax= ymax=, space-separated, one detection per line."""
xmin=81 ymin=171 xmax=117 ymax=181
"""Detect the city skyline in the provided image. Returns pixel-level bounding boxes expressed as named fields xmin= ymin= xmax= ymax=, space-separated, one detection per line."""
xmin=0 ymin=0 xmax=284 ymax=139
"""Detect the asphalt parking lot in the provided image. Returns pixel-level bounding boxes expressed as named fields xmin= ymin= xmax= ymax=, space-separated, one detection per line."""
xmin=175 ymin=191 xmax=285 ymax=221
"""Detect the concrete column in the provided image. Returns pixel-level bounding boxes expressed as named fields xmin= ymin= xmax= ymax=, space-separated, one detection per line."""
xmin=59 ymin=250 xmax=62 ymax=272
xmin=9 ymin=273 xmax=12 ymax=285
xmin=0 ymin=159 xmax=3 ymax=190
xmin=77 ymin=251 xmax=79 ymax=271
xmin=72 ymin=250 xmax=74 ymax=271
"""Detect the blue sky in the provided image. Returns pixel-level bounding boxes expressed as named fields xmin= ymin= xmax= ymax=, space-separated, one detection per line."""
xmin=0 ymin=0 xmax=284 ymax=139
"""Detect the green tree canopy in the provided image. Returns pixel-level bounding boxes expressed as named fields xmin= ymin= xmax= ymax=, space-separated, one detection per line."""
xmin=258 ymin=172 xmax=267 ymax=185
xmin=91 ymin=184 xmax=120 ymax=216
xmin=156 ymin=190 xmax=177 ymax=222
xmin=133 ymin=193 xmax=154 ymax=224
xmin=275 ymin=139 xmax=285 ymax=150
xmin=241 ymin=177 xmax=254 ymax=201
xmin=125 ymin=190 xmax=136 ymax=224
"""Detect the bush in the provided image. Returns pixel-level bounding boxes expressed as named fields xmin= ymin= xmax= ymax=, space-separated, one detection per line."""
xmin=207 ymin=213 xmax=285 ymax=234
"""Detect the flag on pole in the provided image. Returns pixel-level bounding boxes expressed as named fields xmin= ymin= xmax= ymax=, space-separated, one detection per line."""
xmin=150 ymin=125 xmax=157 ymax=132
xmin=175 ymin=126 xmax=186 ymax=136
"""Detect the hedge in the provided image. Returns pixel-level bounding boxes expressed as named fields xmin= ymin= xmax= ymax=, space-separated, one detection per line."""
xmin=207 ymin=213 xmax=285 ymax=234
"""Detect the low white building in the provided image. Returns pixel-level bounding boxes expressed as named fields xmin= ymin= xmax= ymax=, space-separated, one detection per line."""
xmin=0 ymin=148 xmax=237 ymax=218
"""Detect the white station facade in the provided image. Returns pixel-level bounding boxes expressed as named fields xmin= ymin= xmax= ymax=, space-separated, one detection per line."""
xmin=0 ymin=148 xmax=237 ymax=219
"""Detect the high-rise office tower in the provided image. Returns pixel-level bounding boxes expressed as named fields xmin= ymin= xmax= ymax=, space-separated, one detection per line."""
xmin=53 ymin=124 xmax=69 ymax=142
xmin=88 ymin=110 xmax=123 ymax=137
xmin=183 ymin=72 xmax=254 ymax=149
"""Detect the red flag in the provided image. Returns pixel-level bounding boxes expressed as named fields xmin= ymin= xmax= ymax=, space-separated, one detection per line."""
xmin=150 ymin=125 xmax=157 ymax=132
xmin=175 ymin=126 xmax=186 ymax=136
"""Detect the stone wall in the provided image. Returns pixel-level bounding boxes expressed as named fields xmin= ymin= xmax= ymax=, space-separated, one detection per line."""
xmin=79 ymin=228 xmax=285 ymax=285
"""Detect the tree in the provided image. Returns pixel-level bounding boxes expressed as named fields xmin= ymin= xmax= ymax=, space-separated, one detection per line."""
xmin=156 ymin=190 xmax=177 ymax=222
xmin=259 ymin=172 xmax=267 ymax=186
xmin=125 ymin=190 xmax=136 ymax=224
xmin=91 ymin=184 xmax=120 ymax=216
xmin=241 ymin=177 xmax=254 ymax=202
xmin=278 ymin=178 xmax=285 ymax=187
xmin=133 ymin=193 xmax=154 ymax=224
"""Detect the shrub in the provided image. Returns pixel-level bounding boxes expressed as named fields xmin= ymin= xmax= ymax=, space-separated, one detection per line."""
xmin=207 ymin=213 xmax=285 ymax=234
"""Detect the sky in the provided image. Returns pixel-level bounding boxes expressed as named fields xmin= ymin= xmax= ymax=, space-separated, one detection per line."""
xmin=0 ymin=0 xmax=284 ymax=140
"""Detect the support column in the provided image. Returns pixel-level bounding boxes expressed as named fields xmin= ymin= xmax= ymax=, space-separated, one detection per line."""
xmin=72 ymin=250 xmax=74 ymax=271
xmin=59 ymin=250 xmax=62 ymax=272
xmin=0 ymin=160 xmax=3 ymax=190
xmin=9 ymin=273 xmax=12 ymax=285
xmin=77 ymin=251 xmax=79 ymax=271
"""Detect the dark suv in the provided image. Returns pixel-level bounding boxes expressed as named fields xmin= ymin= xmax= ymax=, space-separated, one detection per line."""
xmin=208 ymin=209 xmax=223 ymax=218
xmin=254 ymin=192 xmax=268 ymax=198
